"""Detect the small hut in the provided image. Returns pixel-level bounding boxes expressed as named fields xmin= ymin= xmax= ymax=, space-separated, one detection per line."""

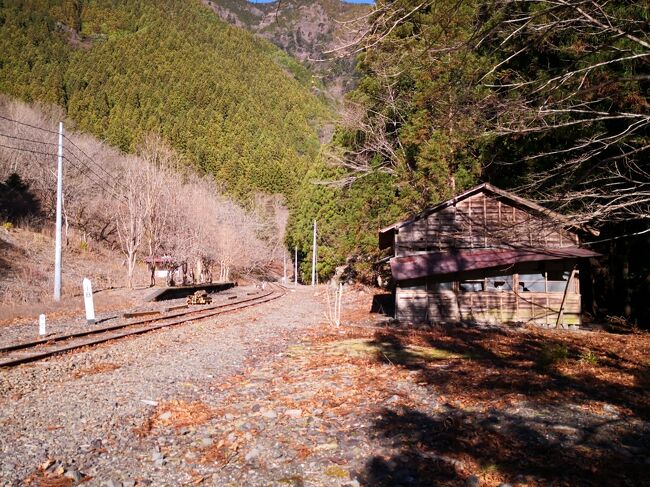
xmin=379 ymin=183 xmax=600 ymax=327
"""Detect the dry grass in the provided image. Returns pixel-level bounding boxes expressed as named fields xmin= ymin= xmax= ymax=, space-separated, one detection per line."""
xmin=136 ymin=400 xmax=214 ymax=436
xmin=71 ymin=362 xmax=120 ymax=379
xmin=0 ymin=225 xmax=148 ymax=307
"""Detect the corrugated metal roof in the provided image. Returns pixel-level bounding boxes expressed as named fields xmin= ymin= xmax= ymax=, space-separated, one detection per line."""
xmin=390 ymin=247 xmax=601 ymax=281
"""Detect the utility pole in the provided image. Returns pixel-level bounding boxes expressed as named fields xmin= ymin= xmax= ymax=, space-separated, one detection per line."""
xmin=294 ymin=246 xmax=298 ymax=286
xmin=54 ymin=122 xmax=63 ymax=301
xmin=311 ymin=220 xmax=317 ymax=286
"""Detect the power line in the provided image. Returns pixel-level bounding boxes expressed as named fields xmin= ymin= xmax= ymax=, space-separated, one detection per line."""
xmin=0 ymin=140 xmax=124 ymax=201
xmin=0 ymin=132 xmax=59 ymax=147
xmin=581 ymin=227 xmax=650 ymax=246
xmin=0 ymin=114 xmax=58 ymax=135
xmin=63 ymin=134 xmax=129 ymax=192
xmin=0 ymin=115 xmax=128 ymax=194
xmin=0 ymin=142 xmax=56 ymax=157
xmin=63 ymin=147 xmax=126 ymax=196
xmin=62 ymin=155 xmax=125 ymax=202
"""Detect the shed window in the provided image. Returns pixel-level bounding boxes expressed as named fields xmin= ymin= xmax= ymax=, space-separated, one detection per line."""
xmin=460 ymin=280 xmax=484 ymax=292
xmin=547 ymin=271 xmax=571 ymax=293
xmin=428 ymin=281 xmax=454 ymax=292
xmin=519 ymin=273 xmax=545 ymax=292
xmin=486 ymin=275 xmax=513 ymax=292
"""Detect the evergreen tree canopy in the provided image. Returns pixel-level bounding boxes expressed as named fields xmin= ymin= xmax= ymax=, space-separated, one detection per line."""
xmin=0 ymin=0 xmax=330 ymax=199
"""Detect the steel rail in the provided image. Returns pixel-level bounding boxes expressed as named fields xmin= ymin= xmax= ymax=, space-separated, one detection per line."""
xmin=0 ymin=284 xmax=287 ymax=367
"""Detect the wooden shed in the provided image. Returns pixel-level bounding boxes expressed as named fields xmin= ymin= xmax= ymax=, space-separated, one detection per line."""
xmin=379 ymin=183 xmax=600 ymax=327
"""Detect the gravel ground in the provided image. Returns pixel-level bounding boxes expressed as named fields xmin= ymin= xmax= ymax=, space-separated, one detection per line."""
xmin=0 ymin=285 xmax=322 ymax=487
xmin=1 ymin=285 xmax=647 ymax=487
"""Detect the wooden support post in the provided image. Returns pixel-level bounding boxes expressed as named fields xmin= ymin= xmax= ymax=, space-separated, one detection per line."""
xmin=556 ymin=268 xmax=577 ymax=328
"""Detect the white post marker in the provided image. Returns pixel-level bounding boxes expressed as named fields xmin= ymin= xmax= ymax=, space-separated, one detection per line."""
xmin=82 ymin=278 xmax=95 ymax=324
xmin=39 ymin=314 xmax=46 ymax=336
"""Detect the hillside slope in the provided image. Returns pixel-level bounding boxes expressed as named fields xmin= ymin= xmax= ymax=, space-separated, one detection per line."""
xmin=0 ymin=0 xmax=330 ymax=199
xmin=206 ymin=0 xmax=371 ymax=99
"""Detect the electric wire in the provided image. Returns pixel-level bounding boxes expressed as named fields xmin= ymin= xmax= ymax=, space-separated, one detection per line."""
xmin=0 ymin=132 xmax=59 ymax=147
xmin=0 ymin=139 xmax=124 ymax=201
xmin=63 ymin=134 xmax=129 ymax=192
xmin=0 ymin=142 xmax=56 ymax=158
xmin=62 ymin=155 xmax=125 ymax=201
xmin=0 ymin=118 xmax=127 ymax=199
xmin=0 ymin=114 xmax=58 ymax=134
xmin=63 ymin=147 xmax=125 ymax=197
xmin=0 ymin=114 xmax=127 ymax=194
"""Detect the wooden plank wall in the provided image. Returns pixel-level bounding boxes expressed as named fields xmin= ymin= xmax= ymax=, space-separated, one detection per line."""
xmin=396 ymin=289 xmax=581 ymax=326
xmin=395 ymin=192 xmax=578 ymax=257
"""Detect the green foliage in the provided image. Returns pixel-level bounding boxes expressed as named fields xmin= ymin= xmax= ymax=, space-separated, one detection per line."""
xmin=287 ymin=0 xmax=487 ymax=280
xmin=287 ymin=154 xmax=405 ymax=282
xmin=0 ymin=0 xmax=329 ymax=201
xmin=580 ymin=349 xmax=598 ymax=366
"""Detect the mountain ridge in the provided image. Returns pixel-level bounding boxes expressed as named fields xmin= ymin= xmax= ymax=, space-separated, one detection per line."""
xmin=204 ymin=0 xmax=372 ymax=99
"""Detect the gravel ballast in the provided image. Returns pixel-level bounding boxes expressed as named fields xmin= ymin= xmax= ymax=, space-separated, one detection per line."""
xmin=0 ymin=286 xmax=321 ymax=486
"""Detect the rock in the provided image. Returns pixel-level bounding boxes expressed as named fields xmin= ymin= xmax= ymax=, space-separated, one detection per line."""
xmin=465 ymin=475 xmax=480 ymax=487
xmin=45 ymin=461 xmax=62 ymax=474
xmin=498 ymin=484 xmax=513 ymax=487
xmin=64 ymin=469 xmax=83 ymax=482
xmin=101 ymin=481 xmax=122 ymax=487
xmin=262 ymin=410 xmax=277 ymax=419
xmin=245 ymin=448 xmax=260 ymax=463
xmin=251 ymin=404 xmax=261 ymax=413
xmin=385 ymin=395 xmax=400 ymax=404
xmin=158 ymin=411 xmax=172 ymax=421
xmin=123 ymin=482 xmax=136 ymax=487
xmin=315 ymin=442 xmax=338 ymax=451
xmin=285 ymin=409 xmax=302 ymax=419
xmin=91 ymin=438 xmax=103 ymax=449
xmin=602 ymin=404 xmax=619 ymax=415
xmin=140 ymin=400 xmax=158 ymax=406
xmin=152 ymin=451 xmax=164 ymax=462
xmin=224 ymin=413 xmax=236 ymax=420
xmin=200 ymin=437 xmax=213 ymax=447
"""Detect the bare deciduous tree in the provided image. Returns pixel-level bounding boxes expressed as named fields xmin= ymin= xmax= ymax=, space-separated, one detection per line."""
xmin=115 ymin=161 xmax=149 ymax=289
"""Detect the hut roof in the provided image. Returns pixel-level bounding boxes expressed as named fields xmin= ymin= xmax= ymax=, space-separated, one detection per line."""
xmin=390 ymin=247 xmax=601 ymax=281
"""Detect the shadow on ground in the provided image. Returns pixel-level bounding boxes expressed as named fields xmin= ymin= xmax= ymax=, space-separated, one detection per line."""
xmin=358 ymin=326 xmax=650 ymax=486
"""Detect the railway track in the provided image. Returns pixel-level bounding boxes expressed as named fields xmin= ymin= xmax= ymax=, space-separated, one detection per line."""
xmin=0 ymin=284 xmax=288 ymax=367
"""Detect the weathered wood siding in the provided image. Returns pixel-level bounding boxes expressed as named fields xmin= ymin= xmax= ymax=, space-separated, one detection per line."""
xmin=396 ymin=289 xmax=581 ymax=326
xmin=395 ymin=192 xmax=578 ymax=257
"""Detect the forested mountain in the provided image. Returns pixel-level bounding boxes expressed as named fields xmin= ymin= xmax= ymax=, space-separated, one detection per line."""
xmin=205 ymin=0 xmax=371 ymax=99
xmin=0 ymin=0 xmax=329 ymax=199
